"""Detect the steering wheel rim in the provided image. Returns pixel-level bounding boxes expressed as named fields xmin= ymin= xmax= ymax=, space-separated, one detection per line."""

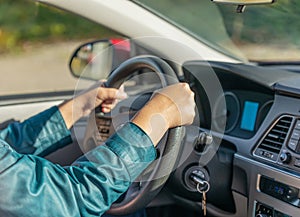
xmin=103 ymin=55 xmax=186 ymax=215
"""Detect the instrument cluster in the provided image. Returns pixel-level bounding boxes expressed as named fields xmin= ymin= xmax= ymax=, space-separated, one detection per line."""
xmin=211 ymin=90 xmax=274 ymax=138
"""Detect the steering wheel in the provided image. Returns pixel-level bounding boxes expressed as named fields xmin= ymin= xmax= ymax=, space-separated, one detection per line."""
xmin=97 ymin=55 xmax=186 ymax=215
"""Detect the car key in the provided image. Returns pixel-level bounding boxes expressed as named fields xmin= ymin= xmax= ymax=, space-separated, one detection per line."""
xmin=196 ymin=182 xmax=210 ymax=216
xmin=202 ymin=189 xmax=206 ymax=216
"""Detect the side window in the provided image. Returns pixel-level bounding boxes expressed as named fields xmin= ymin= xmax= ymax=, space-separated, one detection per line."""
xmin=0 ymin=0 xmax=119 ymax=96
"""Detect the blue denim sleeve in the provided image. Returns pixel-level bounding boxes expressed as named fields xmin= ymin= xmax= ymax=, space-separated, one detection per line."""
xmin=0 ymin=106 xmax=72 ymax=156
xmin=0 ymin=122 xmax=156 ymax=217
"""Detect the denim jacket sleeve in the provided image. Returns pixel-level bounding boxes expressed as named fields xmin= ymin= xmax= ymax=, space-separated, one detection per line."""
xmin=0 ymin=122 xmax=156 ymax=217
xmin=0 ymin=106 xmax=72 ymax=156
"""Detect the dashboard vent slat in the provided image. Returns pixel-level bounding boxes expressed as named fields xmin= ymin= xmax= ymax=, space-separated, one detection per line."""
xmin=254 ymin=116 xmax=293 ymax=161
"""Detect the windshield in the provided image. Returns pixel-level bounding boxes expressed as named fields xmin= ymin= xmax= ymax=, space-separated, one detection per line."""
xmin=134 ymin=0 xmax=300 ymax=62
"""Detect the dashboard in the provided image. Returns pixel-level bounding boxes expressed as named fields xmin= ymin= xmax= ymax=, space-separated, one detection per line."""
xmin=165 ymin=61 xmax=300 ymax=217
xmin=73 ymin=58 xmax=300 ymax=217
xmin=183 ymin=61 xmax=275 ymax=139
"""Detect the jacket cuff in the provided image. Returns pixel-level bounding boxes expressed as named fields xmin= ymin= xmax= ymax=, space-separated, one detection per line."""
xmin=105 ymin=122 xmax=157 ymax=180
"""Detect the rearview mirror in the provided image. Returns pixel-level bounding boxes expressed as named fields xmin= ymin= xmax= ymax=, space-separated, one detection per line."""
xmin=212 ymin=0 xmax=275 ymax=13
xmin=211 ymin=0 xmax=274 ymax=4
xmin=69 ymin=39 xmax=131 ymax=80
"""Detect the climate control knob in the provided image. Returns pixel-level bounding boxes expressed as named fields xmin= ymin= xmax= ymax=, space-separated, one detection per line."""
xmin=279 ymin=152 xmax=291 ymax=164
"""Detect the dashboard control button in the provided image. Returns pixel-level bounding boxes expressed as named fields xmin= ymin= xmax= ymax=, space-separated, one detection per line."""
xmin=295 ymin=120 xmax=300 ymax=129
xmin=279 ymin=152 xmax=291 ymax=164
xmin=287 ymin=139 xmax=298 ymax=151
xmin=274 ymin=210 xmax=291 ymax=217
xmin=255 ymin=202 xmax=273 ymax=217
xmin=255 ymin=201 xmax=292 ymax=217
xmin=294 ymin=158 xmax=300 ymax=168
xmin=291 ymin=129 xmax=300 ymax=140
xmin=259 ymin=176 xmax=300 ymax=208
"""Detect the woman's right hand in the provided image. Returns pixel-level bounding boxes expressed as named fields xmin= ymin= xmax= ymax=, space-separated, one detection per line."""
xmin=151 ymin=82 xmax=195 ymax=128
xmin=131 ymin=83 xmax=195 ymax=146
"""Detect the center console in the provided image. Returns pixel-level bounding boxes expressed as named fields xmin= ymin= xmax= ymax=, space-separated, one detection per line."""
xmin=233 ymin=155 xmax=300 ymax=217
xmin=254 ymin=201 xmax=291 ymax=217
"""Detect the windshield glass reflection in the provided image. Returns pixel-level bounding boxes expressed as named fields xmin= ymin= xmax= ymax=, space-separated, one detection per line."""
xmin=135 ymin=0 xmax=300 ymax=62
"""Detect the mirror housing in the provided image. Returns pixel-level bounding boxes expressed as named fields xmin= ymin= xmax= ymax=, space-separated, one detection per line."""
xmin=211 ymin=0 xmax=275 ymax=4
xmin=212 ymin=0 xmax=275 ymax=13
xmin=69 ymin=38 xmax=131 ymax=80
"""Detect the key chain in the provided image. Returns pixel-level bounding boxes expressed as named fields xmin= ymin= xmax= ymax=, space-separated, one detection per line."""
xmin=197 ymin=181 xmax=210 ymax=216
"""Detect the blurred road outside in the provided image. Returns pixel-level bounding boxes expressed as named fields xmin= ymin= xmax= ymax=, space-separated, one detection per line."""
xmin=0 ymin=40 xmax=93 ymax=96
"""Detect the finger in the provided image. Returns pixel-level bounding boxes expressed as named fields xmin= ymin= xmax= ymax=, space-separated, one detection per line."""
xmin=101 ymin=102 xmax=117 ymax=109
xmin=101 ymin=98 xmax=119 ymax=111
xmin=101 ymin=103 xmax=117 ymax=113
xmin=102 ymin=107 xmax=112 ymax=113
xmin=101 ymin=99 xmax=116 ymax=105
xmin=98 ymin=87 xmax=127 ymax=101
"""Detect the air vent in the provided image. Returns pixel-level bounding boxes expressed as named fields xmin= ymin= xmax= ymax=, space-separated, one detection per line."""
xmin=254 ymin=116 xmax=293 ymax=162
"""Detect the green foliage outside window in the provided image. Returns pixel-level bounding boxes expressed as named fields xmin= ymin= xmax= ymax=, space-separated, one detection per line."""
xmin=0 ymin=0 xmax=116 ymax=54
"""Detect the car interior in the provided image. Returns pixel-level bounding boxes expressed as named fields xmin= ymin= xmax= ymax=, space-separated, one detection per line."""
xmin=1 ymin=0 xmax=300 ymax=217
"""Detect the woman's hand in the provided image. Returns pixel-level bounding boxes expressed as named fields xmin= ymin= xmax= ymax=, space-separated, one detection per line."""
xmin=151 ymin=82 xmax=195 ymax=128
xmin=95 ymin=85 xmax=127 ymax=113
xmin=131 ymin=83 xmax=195 ymax=146
xmin=59 ymin=82 xmax=127 ymax=129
